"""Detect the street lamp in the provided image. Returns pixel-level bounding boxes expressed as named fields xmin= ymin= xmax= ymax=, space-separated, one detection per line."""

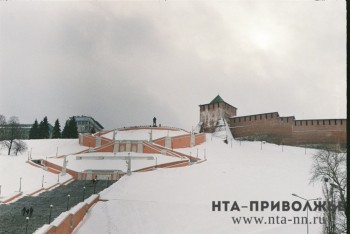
xmin=127 ymin=152 xmax=131 ymax=176
xmin=291 ymin=193 xmax=321 ymax=234
xmin=19 ymin=177 xmax=22 ymax=192
xmin=66 ymin=194 xmax=70 ymax=211
xmin=48 ymin=204 xmax=53 ymax=224
xmin=42 ymin=175 xmax=44 ymax=188
xmin=83 ymin=187 xmax=86 ymax=201
xmin=25 ymin=217 xmax=29 ymax=234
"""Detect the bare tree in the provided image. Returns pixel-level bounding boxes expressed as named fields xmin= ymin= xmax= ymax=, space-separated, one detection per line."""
xmin=0 ymin=116 xmax=25 ymax=155
xmin=310 ymin=149 xmax=347 ymax=233
xmin=12 ymin=140 xmax=28 ymax=156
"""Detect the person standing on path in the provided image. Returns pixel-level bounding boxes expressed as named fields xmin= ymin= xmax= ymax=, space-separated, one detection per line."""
xmin=29 ymin=207 xmax=33 ymax=216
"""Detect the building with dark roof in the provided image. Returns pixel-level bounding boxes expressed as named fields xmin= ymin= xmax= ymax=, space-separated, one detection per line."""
xmin=74 ymin=116 xmax=104 ymax=134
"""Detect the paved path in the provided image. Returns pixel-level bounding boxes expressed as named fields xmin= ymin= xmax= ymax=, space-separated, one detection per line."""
xmin=0 ymin=180 xmax=116 ymax=234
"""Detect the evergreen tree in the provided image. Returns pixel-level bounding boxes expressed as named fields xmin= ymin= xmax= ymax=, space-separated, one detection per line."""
xmin=39 ymin=116 xmax=50 ymax=139
xmin=29 ymin=119 xmax=40 ymax=139
xmin=52 ymin=119 xmax=61 ymax=138
xmin=61 ymin=117 xmax=79 ymax=138
xmin=69 ymin=117 xmax=78 ymax=138
xmin=61 ymin=121 xmax=69 ymax=138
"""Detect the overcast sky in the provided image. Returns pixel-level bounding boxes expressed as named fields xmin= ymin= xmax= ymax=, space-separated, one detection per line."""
xmin=0 ymin=1 xmax=346 ymax=130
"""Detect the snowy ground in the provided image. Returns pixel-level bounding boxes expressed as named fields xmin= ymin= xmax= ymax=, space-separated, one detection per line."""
xmin=0 ymin=132 xmax=325 ymax=233
xmin=75 ymin=135 xmax=324 ymax=234
xmin=0 ymin=139 xmax=86 ymax=199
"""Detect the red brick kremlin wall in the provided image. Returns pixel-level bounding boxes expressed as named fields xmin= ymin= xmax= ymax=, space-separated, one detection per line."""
xmin=230 ymin=112 xmax=346 ymax=145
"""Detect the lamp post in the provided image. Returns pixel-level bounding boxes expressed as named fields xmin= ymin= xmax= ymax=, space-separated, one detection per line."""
xmin=127 ymin=152 xmax=131 ymax=176
xmin=48 ymin=204 xmax=53 ymax=224
xmin=25 ymin=217 xmax=29 ymax=234
xmin=66 ymin=194 xmax=70 ymax=211
xmin=83 ymin=187 xmax=86 ymax=201
xmin=42 ymin=175 xmax=44 ymax=188
xmin=19 ymin=177 xmax=22 ymax=192
xmin=292 ymin=193 xmax=321 ymax=234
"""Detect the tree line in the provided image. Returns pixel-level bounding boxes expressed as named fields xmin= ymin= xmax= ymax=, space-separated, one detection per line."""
xmin=29 ymin=116 xmax=78 ymax=139
xmin=0 ymin=114 xmax=79 ymax=155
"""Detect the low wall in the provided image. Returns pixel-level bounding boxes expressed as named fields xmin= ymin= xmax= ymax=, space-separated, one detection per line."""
xmin=41 ymin=160 xmax=124 ymax=181
xmin=42 ymin=160 xmax=79 ymax=179
xmin=36 ymin=195 xmax=100 ymax=234
xmin=194 ymin=133 xmax=206 ymax=145
xmin=133 ymin=159 xmax=190 ymax=172
xmin=153 ymin=133 xmax=206 ymax=149
xmin=79 ymin=134 xmax=97 ymax=148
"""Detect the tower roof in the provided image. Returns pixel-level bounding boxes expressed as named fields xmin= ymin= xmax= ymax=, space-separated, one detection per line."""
xmin=210 ymin=95 xmax=224 ymax=104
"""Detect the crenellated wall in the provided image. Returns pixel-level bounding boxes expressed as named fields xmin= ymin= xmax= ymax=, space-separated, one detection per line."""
xmin=289 ymin=119 xmax=346 ymax=145
xmin=230 ymin=113 xmax=347 ymax=146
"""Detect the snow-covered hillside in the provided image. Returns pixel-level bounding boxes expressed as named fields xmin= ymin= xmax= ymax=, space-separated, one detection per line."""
xmin=0 ymin=139 xmax=86 ymax=199
xmin=75 ymin=135 xmax=323 ymax=234
xmin=0 ymin=130 xmax=325 ymax=233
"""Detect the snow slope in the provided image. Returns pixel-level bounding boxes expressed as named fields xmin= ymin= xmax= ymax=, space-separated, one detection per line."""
xmin=75 ymin=135 xmax=323 ymax=234
xmin=0 ymin=139 xmax=86 ymax=199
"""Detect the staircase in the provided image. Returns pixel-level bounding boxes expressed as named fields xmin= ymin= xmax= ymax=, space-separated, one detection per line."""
xmin=0 ymin=180 xmax=117 ymax=234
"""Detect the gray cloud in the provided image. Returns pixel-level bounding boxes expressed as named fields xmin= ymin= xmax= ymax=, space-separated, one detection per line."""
xmin=0 ymin=1 xmax=346 ymax=130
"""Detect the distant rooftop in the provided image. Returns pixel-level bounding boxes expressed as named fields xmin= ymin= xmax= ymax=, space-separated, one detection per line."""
xmin=73 ymin=115 xmax=104 ymax=129
xmin=198 ymin=95 xmax=236 ymax=110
